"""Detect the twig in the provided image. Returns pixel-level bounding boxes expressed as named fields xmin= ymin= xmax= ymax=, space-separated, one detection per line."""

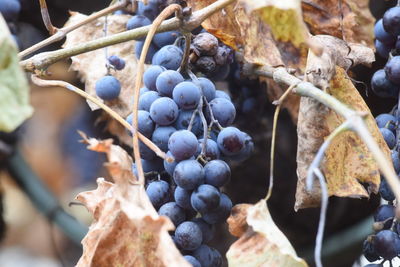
xmin=20 ymin=0 xmax=237 ymax=71
xmin=305 ymin=121 xmax=350 ymax=267
xmin=312 ymin=169 xmax=328 ymax=267
xmin=204 ymin=97 xmax=223 ymax=130
xmin=252 ymin=65 xmax=400 ymax=216
xmin=132 ymin=4 xmax=183 ymax=185
xmin=39 ymin=0 xmax=57 ymax=35
xmin=30 ymin=75 xmax=170 ymax=161
xmin=265 ymin=83 xmax=297 ymax=201
xmin=19 ymin=0 xmax=129 ymax=58
xmin=187 ymin=109 xmax=199 ymax=132
xmin=178 ymin=31 xmax=192 ymax=74
xmin=198 ymin=97 xmax=209 ymax=156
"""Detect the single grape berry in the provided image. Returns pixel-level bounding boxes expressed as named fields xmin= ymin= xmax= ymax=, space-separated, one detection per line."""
xmin=375 ymin=19 xmax=396 ymax=45
xmin=146 ymin=180 xmax=171 ymax=209
xmin=207 ymin=98 xmax=236 ymax=127
xmin=202 ymin=193 xmax=232 ymax=224
xmin=137 ymin=0 xmax=159 ymax=20
xmin=143 ymin=65 xmax=165 ymax=91
xmin=375 ymin=40 xmax=391 ymax=59
xmin=152 ymin=45 xmax=183 ymax=70
xmin=195 ymin=56 xmax=217 ymax=73
xmin=192 ymin=245 xmax=223 ymax=267
xmin=183 ymin=255 xmax=201 ymax=267
xmin=154 ymin=31 xmax=180 ymax=48
xmin=385 ymin=56 xmax=400 ymax=85
xmin=174 ymin=221 xmax=203 ymax=251
xmin=375 ymin=113 xmax=397 ymax=132
xmin=174 ymin=187 xmax=193 ymax=210
xmin=383 ymin=6 xmax=400 ymax=36
xmin=379 ymin=178 xmax=395 ymax=202
xmin=191 ymin=184 xmax=220 ymax=213
xmin=192 ymin=218 xmax=215 ymax=243
xmin=198 ymin=77 xmax=216 ymax=102
xmin=204 ymin=160 xmax=231 ymax=187
xmin=215 ymin=90 xmax=231 ymax=101
xmin=173 ymin=159 xmax=205 ymax=190
xmin=193 ymin=33 xmax=219 ymax=56
xmin=126 ymin=15 xmax=152 ymax=39
xmin=151 ymin=126 xmax=176 ymax=152
xmin=195 ymin=138 xmax=220 ymax=160
xmin=392 ymin=150 xmax=400 ymax=173
xmin=172 ymin=81 xmax=202 ymax=110
xmin=373 ymin=230 xmax=400 ymax=260
xmin=126 ymin=110 xmax=155 ymax=138
xmin=379 ymin=128 xmax=396 ymax=149
xmin=107 ymin=55 xmax=126 ymax=70
xmin=217 ymin=127 xmax=245 ymax=156
xmin=139 ymin=140 xmax=156 ymax=160
xmin=95 ymin=75 xmax=121 ymax=100
xmin=158 ymin=202 xmax=186 ymax=227
xmin=140 ymin=87 xmax=149 ymax=95
xmin=149 ymin=97 xmax=179 ymax=126
xmin=362 ymin=238 xmax=380 ymax=262
xmin=168 ymin=130 xmax=198 ymax=160
xmin=374 ymin=204 xmax=395 ymax=222
xmin=139 ymin=91 xmax=160 ymax=111
xmin=156 ymin=70 xmax=184 ymax=97
xmin=174 ymin=110 xmax=202 ymax=136
xmin=371 ymin=69 xmax=399 ymax=98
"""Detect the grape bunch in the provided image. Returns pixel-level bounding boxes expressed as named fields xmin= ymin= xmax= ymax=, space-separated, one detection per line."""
xmin=128 ymin=53 xmax=252 ymax=266
xmin=362 ymin=4 xmax=400 ymax=266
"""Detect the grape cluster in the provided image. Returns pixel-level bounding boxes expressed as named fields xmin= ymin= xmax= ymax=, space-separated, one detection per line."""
xmin=362 ymin=5 xmax=400 ymax=266
xmin=128 ymin=51 xmax=252 ymax=266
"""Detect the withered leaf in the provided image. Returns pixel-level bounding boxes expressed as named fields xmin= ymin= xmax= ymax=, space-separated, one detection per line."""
xmin=63 ymin=13 xmax=136 ymax=146
xmin=76 ymin=134 xmax=190 ymax=266
xmin=295 ymin=67 xmax=391 ymax=210
xmin=302 ymin=0 xmax=374 ymax=48
xmin=226 ymin=200 xmax=308 ymax=267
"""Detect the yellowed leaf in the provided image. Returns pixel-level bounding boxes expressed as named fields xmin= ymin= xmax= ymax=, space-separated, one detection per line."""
xmin=295 ymin=67 xmax=391 ymax=210
xmin=227 ymin=200 xmax=308 ymax=267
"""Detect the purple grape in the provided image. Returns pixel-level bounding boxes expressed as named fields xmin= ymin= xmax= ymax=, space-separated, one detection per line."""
xmin=146 ymin=180 xmax=171 ymax=209
xmin=168 ymin=130 xmax=198 ymax=160
xmin=217 ymin=127 xmax=245 ymax=156
xmin=383 ymin=6 xmax=400 ymax=36
xmin=173 ymin=81 xmax=202 ymax=110
xmin=95 ymin=75 xmax=121 ymax=100
xmin=138 ymin=91 xmax=160 ymax=111
xmin=173 ymin=159 xmax=205 ymax=190
xmin=156 ymin=70 xmax=184 ymax=97
xmin=204 ymin=160 xmax=231 ymax=187
xmin=207 ymin=97 xmax=236 ymax=127
xmin=149 ymin=97 xmax=179 ymax=126
xmin=158 ymin=202 xmax=186 ymax=227
xmin=144 ymin=65 xmax=165 ymax=91
xmin=151 ymin=126 xmax=176 ymax=152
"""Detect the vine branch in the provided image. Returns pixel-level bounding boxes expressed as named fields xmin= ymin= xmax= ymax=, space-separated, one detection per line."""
xmin=19 ymin=0 xmax=129 ymax=58
xmin=20 ymin=0 xmax=236 ymax=72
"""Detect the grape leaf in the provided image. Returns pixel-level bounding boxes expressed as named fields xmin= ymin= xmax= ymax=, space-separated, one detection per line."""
xmin=63 ymin=13 xmax=136 ymax=146
xmin=76 ymin=133 xmax=190 ymax=267
xmin=295 ymin=66 xmax=390 ymax=210
xmin=302 ymin=0 xmax=374 ymax=48
xmin=0 ymin=15 xmax=33 ymax=132
xmin=226 ymin=200 xmax=308 ymax=267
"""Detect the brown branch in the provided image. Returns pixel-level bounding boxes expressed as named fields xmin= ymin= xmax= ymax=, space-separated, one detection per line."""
xmin=19 ymin=0 xmax=129 ymax=58
xmin=39 ymin=0 xmax=57 ymax=35
xmin=20 ymin=0 xmax=237 ymax=71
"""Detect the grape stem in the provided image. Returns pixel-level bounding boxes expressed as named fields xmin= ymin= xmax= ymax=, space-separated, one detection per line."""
xmin=20 ymin=0 xmax=238 ymax=72
xmin=305 ymin=121 xmax=350 ymax=267
xmin=29 ymin=75 xmax=171 ymax=164
xmin=132 ymin=4 xmax=183 ymax=185
xmin=178 ymin=31 xmax=193 ymax=74
xmin=19 ymin=0 xmax=130 ymax=59
xmin=265 ymin=83 xmax=297 ymax=201
xmin=248 ymin=64 xmax=400 ymax=217
xmin=204 ymin=98 xmax=223 ymax=130
xmin=39 ymin=0 xmax=57 ymax=35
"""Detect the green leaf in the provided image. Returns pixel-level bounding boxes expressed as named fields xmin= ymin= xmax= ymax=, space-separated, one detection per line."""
xmin=0 ymin=15 xmax=33 ymax=132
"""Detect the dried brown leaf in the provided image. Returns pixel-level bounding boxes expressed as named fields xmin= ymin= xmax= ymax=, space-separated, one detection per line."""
xmin=76 ymin=135 xmax=190 ymax=267
xmin=227 ymin=200 xmax=308 ymax=267
xmin=63 ymin=13 xmax=135 ymax=146
xmin=302 ymin=0 xmax=375 ymax=48
xmin=295 ymin=67 xmax=391 ymax=210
